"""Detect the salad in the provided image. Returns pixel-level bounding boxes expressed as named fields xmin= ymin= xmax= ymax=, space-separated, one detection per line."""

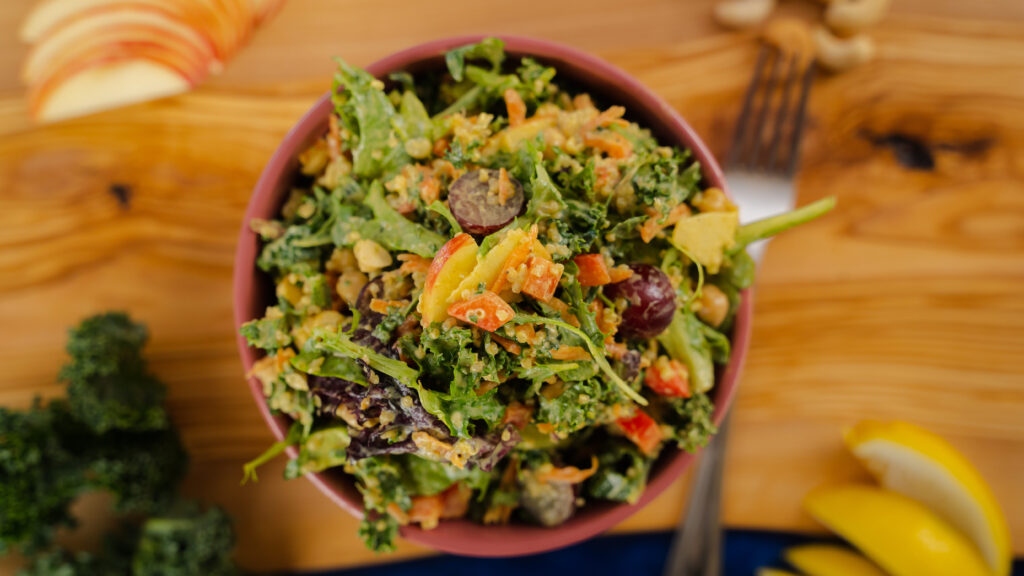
xmin=240 ymin=38 xmax=833 ymax=552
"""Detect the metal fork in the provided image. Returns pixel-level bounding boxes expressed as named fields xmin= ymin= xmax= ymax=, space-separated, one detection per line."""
xmin=662 ymin=43 xmax=816 ymax=576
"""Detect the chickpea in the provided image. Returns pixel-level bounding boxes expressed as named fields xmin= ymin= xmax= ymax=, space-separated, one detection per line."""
xmin=697 ymin=285 xmax=730 ymax=327
xmin=693 ymin=187 xmax=736 ymax=213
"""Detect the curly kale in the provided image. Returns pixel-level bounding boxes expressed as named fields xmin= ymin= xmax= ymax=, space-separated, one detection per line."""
xmin=0 ymin=403 xmax=84 ymax=554
xmin=83 ymin=429 xmax=188 ymax=515
xmin=131 ymin=505 xmax=238 ymax=576
xmin=60 ymin=313 xmax=168 ymax=434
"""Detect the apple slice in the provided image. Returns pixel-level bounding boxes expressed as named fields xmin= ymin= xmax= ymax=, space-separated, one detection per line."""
xmin=31 ymin=58 xmax=190 ymax=123
xmin=418 ymin=233 xmax=480 ymax=326
xmin=23 ymin=7 xmax=220 ymax=84
xmin=25 ymin=26 xmax=214 ymax=89
xmin=20 ymin=0 xmax=169 ymax=42
xmin=447 ymin=228 xmax=533 ymax=305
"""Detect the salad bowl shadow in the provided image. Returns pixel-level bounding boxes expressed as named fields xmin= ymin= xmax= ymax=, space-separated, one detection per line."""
xmin=233 ymin=35 xmax=752 ymax=557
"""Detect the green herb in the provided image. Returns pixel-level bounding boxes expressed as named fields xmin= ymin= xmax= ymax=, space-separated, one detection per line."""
xmin=734 ymin=197 xmax=836 ymax=250
xmin=512 ymin=314 xmax=647 ymax=406
xmin=658 ymin=311 xmax=715 ymax=394
xmin=333 ymin=59 xmax=409 ymax=178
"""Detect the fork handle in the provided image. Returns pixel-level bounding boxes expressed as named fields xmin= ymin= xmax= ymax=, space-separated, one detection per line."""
xmin=661 ymin=413 xmax=732 ymax=576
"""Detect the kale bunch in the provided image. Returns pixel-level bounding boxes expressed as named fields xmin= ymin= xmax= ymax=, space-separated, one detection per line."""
xmin=61 ymin=312 xmax=168 ymax=434
xmin=0 ymin=312 xmax=240 ymax=575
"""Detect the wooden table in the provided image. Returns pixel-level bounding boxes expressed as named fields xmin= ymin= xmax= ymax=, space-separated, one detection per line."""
xmin=1 ymin=0 xmax=1022 ymax=572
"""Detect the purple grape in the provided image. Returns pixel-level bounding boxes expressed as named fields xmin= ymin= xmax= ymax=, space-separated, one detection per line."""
xmin=448 ymin=169 xmax=524 ymax=236
xmin=603 ymin=263 xmax=676 ymax=339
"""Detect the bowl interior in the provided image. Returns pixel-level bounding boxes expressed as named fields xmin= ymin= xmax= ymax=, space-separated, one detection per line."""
xmin=233 ymin=35 xmax=751 ymax=557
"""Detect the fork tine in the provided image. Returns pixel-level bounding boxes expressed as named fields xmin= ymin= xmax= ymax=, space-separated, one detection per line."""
xmin=742 ymin=46 xmax=779 ymax=170
xmin=785 ymin=59 xmax=816 ymax=176
xmin=765 ymin=53 xmax=800 ymax=171
xmin=726 ymin=44 xmax=769 ymax=168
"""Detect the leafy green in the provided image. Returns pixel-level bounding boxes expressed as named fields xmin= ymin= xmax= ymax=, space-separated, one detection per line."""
xmin=60 ymin=312 xmax=167 ymax=435
xmin=427 ymin=200 xmax=462 ymax=235
xmin=701 ymin=324 xmax=731 ymax=365
xmin=313 ymin=329 xmax=419 ymax=388
xmin=631 ymin=149 xmax=700 ymax=208
xmin=585 ymin=442 xmax=650 ymax=504
xmin=658 ymin=311 xmax=715 ymax=394
xmin=239 ymin=312 xmax=291 ymax=352
xmin=397 ymin=90 xmax=433 ymax=141
xmin=733 ymin=196 xmax=836 ymax=250
xmin=512 ymin=314 xmax=647 ymax=406
xmin=131 ymin=504 xmax=238 ymax=576
xmin=242 ymin=422 xmax=303 ymax=484
xmin=81 ymin=427 xmax=187 ymax=514
xmin=285 ymin=426 xmax=350 ymax=480
xmin=0 ymin=403 xmax=83 ymax=554
xmin=333 ymin=60 xmax=409 ymax=178
xmin=359 ymin=181 xmax=446 ymax=257
xmin=290 ymin=350 xmax=367 ymax=385
xmin=536 ymin=378 xmax=615 ymax=436
xmin=411 ymin=326 xmax=506 ymax=437
xmin=351 ymin=457 xmax=412 ymax=553
xmin=398 ymin=455 xmax=490 ymax=496
xmin=444 ymin=37 xmax=505 ymax=82
xmin=660 ymin=392 xmax=716 ymax=452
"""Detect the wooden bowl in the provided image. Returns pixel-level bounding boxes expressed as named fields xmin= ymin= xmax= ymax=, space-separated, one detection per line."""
xmin=233 ymin=35 xmax=752 ymax=557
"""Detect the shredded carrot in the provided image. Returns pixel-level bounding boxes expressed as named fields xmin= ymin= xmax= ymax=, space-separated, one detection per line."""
xmin=369 ymin=299 xmax=406 ymax=314
xmin=327 ymin=114 xmax=341 ymax=160
xmin=503 ymin=88 xmax=527 ymax=128
xmin=418 ymin=168 xmax=441 ymax=204
xmin=513 ymin=323 xmax=538 ymax=345
xmin=581 ymin=105 xmax=627 ymax=135
xmin=441 ymin=483 xmax=473 ymax=519
xmin=387 ymin=502 xmax=409 ymax=524
xmin=572 ymin=93 xmax=596 ymax=111
xmin=549 ymin=345 xmax=590 ymax=361
xmin=605 ymin=340 xmax=629 ymax=360
xmin=584 ymin=131 xmax=633 ymax=159
xmin=535 ymin=422 xmax=555 ymax=434
xmin=491 ymin=333 xmax=522 ymax=355
xmin=502 ymin=401 xmax=533 ymax=430
xmin=535 ymin=456 xmax=599 ymax=484
xmin=491 ymin=225 xmax=537 ymax=293
xmin=476 ymin=380 xmax=501 ymax=396
xmin=398 ymin=253 xmax=432 ymax=275
xmin=639 ymin=216 xmax=662 ymax=243
xmin=497 ymin=167 xmax=514 ymax=206
xmin=432 ymin=138 xmax=449 ymax=157
xmin=547 ymin=296 xmax=580 ymax=327
xmin=408 ymin=494 xmax=444 ymax=530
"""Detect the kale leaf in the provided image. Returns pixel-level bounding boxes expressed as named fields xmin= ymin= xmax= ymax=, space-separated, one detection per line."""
xmin=333 ymin=60 xmax=409 ymax=178
xmin=60 ymin=312 xmax=168 ymax=436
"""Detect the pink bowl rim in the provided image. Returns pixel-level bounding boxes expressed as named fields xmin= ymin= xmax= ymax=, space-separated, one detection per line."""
xmin=233 ymin=34 xmax=752 ymax=558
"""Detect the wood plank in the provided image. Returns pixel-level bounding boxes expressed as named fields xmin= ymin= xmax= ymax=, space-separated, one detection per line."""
xmin=0 ymin=0 xmax=1022 ymax=572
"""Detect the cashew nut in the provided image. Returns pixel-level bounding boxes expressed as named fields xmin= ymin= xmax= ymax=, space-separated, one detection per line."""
xmin=826 ymin=0 xmax=892 ymax=34
xmin=813 ymin=25 xmax=875 ymax=71
xmin=713 ymin=0 xmax=777 ymax=30
xmin=762 ymin=17 xmax=814 ymax=59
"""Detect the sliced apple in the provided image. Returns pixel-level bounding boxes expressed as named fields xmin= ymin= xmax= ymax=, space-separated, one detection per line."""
xmin=20 ymin=0 xmax=169 ymax=42
xmin=25 ymin=27 xmax=215 ymax=91
xmin=418 ymin=233 xmax=480 ymax=326
xmin=447 ymin=228 xmax=533 ymax=305
xmin=31 ymin=58 xmax=190 ymax=123
xmin=23 ymin=7 xmax=220 ymax=84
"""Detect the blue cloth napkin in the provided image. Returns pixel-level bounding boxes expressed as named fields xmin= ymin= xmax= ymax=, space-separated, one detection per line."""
xmin=316 ymin=530 xmax=1023 ymax=576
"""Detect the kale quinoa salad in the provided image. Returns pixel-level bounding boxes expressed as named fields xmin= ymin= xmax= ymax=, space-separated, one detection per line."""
xmin=240 ymin=38 xmax=833 ymax=552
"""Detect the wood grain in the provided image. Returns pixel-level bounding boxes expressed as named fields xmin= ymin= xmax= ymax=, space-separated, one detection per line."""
xmin=1 ymin=0 xmax=1023 ymax=572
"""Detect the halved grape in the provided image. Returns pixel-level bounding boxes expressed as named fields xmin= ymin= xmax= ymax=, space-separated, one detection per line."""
xmin=448 ymin=169 xmax=524 ymax=236
xmin=603 ymin=263 xmax=676 ymax=339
